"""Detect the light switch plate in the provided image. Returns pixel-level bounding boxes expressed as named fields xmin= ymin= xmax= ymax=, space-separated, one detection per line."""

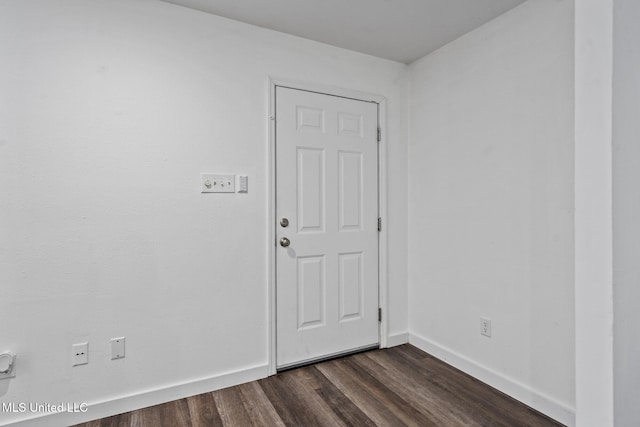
xmin=201 ymin=174 xmax=235 ymax=193
xmin=237 ymin=175 xmax=248 ymax=193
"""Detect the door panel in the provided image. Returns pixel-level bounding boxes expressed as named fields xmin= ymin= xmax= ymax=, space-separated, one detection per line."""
xmin=339 ymin=151 xmax=363 ymax=231
xmin=276 ymin=86 xmax=379 ymax=369
xmin=297 ymin=148 xmax=325 ymax=233
xmin=339 ymin=252 xmax=363 ymax=321
xmin=297 ymin=255 xmax=325 ymax=329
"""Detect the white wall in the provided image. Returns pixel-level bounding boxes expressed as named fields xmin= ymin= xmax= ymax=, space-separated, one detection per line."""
xmin=612 ymin=0 xmax=640 ymax=424
xmin=407 ymin=1 xmax=575 ymax=424
xmin=574 ymin=0 xmax=614 ymax=425
xmin=0 ymin=0 xmax=407 ymax=425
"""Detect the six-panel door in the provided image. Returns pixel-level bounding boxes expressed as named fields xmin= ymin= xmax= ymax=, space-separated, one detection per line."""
xmin=276 ymin=86 xmax=379 ymax=369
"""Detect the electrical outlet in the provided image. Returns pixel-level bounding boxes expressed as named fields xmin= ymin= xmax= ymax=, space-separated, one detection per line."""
xmin=480 ymin=318 xmax=492 ymax=337
xmin=72 ymin=343 xmax=88 ymax=366
xmin=0 ymin=352 xmax=16 ymax=379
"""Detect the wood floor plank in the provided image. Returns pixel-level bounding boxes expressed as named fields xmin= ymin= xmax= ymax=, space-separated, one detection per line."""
xmin=317 ymin=356 xmax=439 ymax=427
xmin=70 ymin=420 xmax=101 ymax=427
xmin=95 ymin=413 xmax=130 ymax=427
xmin=389 ymin=346 xmax=562 ymax=427
xmin=258 ymin=371 xmax=335 ymax=426
xmin=159 ymin=399 xmax=191 ymax=427
xmin=399 ymin=342 xmax=434 ymax=362
xmin=129 ymin=404 xmax=162 ymax=427
xmin=186 ymin=392 xmax=223 ymax=427
xmin=304 ymin=366 xmax=377 ymax=427
xmin=390 ymin=348 xmax=528 ymax=427
xmin=353 ymin=350 xmax=479 ymax=426
xmin=279 ymin=366 xmax=357 ymax=426
xmin=212 ymin=386 xmax=253 ymax=427
xmin=236 ymin=381 xmax=286 ymax=426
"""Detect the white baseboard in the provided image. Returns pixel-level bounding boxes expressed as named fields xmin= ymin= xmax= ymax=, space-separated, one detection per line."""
xmin=2 ymin=364 xmax=270 ymax=427
xmin=409 ymin=333 xmax=575 ymax=427
xmin=386 ymin=332 xmax=410 ymax=348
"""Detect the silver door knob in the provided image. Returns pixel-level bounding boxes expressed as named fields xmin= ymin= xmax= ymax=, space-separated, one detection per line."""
xmin=280 ymin=237 xmax=290 ymax=247
xmin=280 ymin=218 xmax=289 ymax=227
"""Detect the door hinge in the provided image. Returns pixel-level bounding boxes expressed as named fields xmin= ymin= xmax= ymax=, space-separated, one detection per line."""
xmin=378 ymin=217 xmax=382 ymax=232
xmin=378 ymin=307 xmax=382 ymax=322
xmin=377 ymin=127 xmax=381 ymax=142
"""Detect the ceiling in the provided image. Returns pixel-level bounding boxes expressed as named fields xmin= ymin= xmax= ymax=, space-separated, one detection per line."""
xmin=159 ymin=0 xmax=527 ymax=64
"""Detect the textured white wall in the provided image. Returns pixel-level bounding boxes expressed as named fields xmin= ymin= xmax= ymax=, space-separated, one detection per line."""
xmin=613 ymin=0 xmax=640 ymax=424
xmin=407 ymin=1 xmax=575 ymax=424
xmin=0 ymin=0 xmax=407 ymax=424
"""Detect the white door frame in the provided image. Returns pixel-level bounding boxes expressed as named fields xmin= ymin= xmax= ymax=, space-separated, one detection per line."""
xmin=267 ymin=77 xmax=389 ymax=375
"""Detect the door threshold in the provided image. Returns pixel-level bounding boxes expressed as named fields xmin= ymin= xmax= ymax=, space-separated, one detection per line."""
xmin=276 ymin=344 xmax=380 ymax=372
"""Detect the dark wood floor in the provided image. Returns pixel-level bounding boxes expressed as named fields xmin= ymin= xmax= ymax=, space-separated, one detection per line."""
xmin=72 ymin=344 xmax=564 ymax=427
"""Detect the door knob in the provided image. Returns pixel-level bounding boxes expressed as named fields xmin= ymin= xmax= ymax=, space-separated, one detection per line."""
xmin=280 ymin=218 xmax=289 ymax=227
xmin=280 ymin=237 xmax=291 ymax=247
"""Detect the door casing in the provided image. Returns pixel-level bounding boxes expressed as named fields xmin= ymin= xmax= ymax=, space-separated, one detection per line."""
xmin=267 ymin=78 xmax=389 ymax=375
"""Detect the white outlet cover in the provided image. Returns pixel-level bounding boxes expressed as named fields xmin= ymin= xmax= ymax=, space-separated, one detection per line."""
xmin=0 ymin=352 xmax=16 ymax=379
xmin=72 ymin=343 xmax=89 ymax=366
xmin=110 ymin=337 xmax=125 ymax=360
xmin=480 ymin=317 xmax=492 ymax=337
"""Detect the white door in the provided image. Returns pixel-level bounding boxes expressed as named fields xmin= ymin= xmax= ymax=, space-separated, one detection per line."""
xmin=275 ymin=86 xmax=379 ymax=369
